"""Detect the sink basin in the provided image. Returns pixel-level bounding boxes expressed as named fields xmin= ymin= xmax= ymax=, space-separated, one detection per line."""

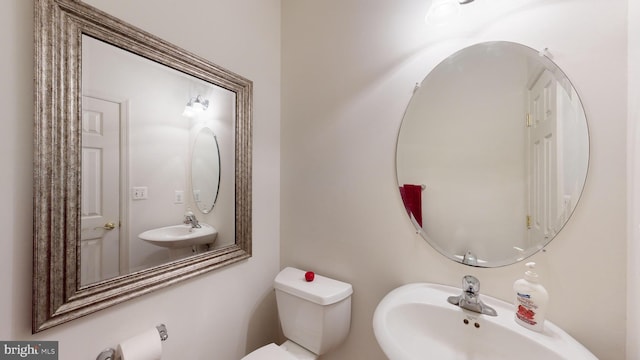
xmin=138 ymin=223 xmax=217 ymax=249
xmin=373 ymin=283 xmax=596 ymax=360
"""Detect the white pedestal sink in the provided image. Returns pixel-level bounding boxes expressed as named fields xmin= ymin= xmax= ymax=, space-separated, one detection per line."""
xmin=373 ymin=283 xmax=597 ymax=360
xmin=139 ymin=223 xmax=218 ymax=249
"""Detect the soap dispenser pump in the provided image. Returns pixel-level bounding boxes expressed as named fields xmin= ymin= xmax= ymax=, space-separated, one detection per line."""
xmin=513 ymin=262 xmax=549 ymax=332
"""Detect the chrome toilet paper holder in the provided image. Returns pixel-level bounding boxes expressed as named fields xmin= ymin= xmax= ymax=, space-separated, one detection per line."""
xmin=96 ymin=324 xmax=168 ymax=360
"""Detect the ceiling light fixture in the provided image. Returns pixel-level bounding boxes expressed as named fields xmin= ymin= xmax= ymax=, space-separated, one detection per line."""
xmin=425 ymin=0 xmax=475 ymax=25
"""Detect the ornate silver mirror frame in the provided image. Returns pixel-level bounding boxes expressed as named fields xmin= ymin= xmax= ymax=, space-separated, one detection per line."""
xmin=33 ymin=0 xmax=252 ymax=332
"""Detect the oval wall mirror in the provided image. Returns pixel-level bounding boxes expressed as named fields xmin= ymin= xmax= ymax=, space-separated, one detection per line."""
xmin=396 ymin=41 xmax=589 ymax=267
xmin=192 ymin=127 xmax=221 ymax=214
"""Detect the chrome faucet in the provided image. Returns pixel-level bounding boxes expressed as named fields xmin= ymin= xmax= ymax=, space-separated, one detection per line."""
xmin=447 ymin=275 xmax=497 ymax=316
xmin=183 ymin=212 xmax=201 ymax=228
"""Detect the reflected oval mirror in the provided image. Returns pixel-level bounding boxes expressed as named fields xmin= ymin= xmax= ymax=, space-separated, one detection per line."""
xmin=192 ymin=127 xmax=221 ymax=214
xmin=396 ymin=41 xmax=589 ymax=267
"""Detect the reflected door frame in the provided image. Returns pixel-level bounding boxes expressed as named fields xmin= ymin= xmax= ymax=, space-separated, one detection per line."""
xmin=81 ymin=93 xmax=130 ymax=283
xmin=527 ymin=70 xmax=559 ymax=247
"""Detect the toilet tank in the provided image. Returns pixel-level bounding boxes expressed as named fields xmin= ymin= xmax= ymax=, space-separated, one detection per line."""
xmin=274 ymin=267 xmax=353 ymax=355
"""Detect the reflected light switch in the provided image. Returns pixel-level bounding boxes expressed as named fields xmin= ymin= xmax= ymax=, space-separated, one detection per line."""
xmin=132 ymin=186 xmax=148 ymax=200
xmin=174 ymin=190 xmax=184 ymax=204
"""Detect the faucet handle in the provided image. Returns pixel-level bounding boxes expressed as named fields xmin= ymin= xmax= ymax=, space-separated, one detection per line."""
xmin=462 ymin=275 xmax=479 ymax=294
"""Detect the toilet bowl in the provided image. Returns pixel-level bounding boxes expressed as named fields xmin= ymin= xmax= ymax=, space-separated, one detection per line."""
xmin=242 ymin=267 xmax=353 ymax=360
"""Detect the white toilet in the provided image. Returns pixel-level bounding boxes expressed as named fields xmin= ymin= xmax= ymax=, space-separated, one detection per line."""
xmin=242 ymin=267 xmax=353 ymax=360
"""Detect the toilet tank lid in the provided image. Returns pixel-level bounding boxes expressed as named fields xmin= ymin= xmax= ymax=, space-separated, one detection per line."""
xmin=274 ymin=267 xmax=353 ymax=305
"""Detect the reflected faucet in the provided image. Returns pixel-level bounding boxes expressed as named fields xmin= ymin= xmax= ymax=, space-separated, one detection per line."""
xmin=183 ymin=212 xmax=201 ymax=229
xmin=447 ymin=275 xmax=497 ymax=316
xmin=462 ymin=251 xmax=478 ymax=266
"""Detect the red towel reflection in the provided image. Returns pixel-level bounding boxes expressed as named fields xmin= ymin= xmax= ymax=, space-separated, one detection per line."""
xmin=399 ymin=184 xmax=423 ymax=227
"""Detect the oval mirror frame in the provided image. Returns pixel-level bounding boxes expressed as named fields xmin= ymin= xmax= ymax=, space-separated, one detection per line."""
xmin=396 ymin=41 xmax=589 ymax=267
xmin=33 ymin=0 xmax=252 ymax=332
xmin=192 ymin=127 xmax=221 ymax=214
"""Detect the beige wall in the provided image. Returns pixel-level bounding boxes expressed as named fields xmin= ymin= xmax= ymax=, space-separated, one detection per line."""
xmin=0 ymin=0 xmax=281 ymax=359
xmin=281 ymin=1 xmax=627 ymax=359
xmin=628 ymin=0 xmax=639 ymax=358
xmin=0 ymin=0 xmax=633 ymax=359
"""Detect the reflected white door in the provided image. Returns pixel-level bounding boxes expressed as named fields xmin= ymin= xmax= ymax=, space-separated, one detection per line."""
xmin=527 ymin=70 xmax=558 ymax=246
xmin=80 ymin=96 xmax=121 ymax=285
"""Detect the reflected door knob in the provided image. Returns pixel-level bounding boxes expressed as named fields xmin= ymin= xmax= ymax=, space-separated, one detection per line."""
xmin=95 ymin=222 xmax=116 ymax=230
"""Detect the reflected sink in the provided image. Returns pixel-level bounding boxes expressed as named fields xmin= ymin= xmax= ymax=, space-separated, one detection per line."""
xmin=373 ymin=283 xmax=597 ymax=360
xmin=138 ymin=223 xmax=217 ymax=249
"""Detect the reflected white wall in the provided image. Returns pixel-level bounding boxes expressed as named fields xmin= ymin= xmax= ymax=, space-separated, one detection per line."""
xmin=397 ymin=49 xmax=528 ymax=263
xmin=83 ymin=37 xmax=236 ymax=272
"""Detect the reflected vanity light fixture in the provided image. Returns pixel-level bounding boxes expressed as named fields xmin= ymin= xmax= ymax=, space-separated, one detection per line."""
xmin=425 ymin=0 xmax=475 ymax=25
xmin=183 ymin=95 xmax=209 ymax=117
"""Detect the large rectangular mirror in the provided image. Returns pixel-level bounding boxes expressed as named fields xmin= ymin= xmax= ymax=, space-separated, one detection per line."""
xmin=33 ymin=0 xmax=252 ymax=332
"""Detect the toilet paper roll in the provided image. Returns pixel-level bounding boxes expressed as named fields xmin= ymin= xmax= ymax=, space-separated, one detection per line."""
xmin=116 ymin=328 xmax=162 ymax=360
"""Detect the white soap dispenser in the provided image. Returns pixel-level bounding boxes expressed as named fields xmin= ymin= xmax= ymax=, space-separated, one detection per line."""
xmin=513 ymin=262 xmax=549 ymax=332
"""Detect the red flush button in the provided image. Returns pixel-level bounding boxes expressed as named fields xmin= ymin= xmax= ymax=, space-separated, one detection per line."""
xmin=305 ymin=271 xmax=315 ymax=282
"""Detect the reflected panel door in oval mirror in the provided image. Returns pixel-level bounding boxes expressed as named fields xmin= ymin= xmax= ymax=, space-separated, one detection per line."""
xmin=192 ymin=127 xmax=221 ymax=214
xmin=396 ymin=41 xmax=589 ymax=267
